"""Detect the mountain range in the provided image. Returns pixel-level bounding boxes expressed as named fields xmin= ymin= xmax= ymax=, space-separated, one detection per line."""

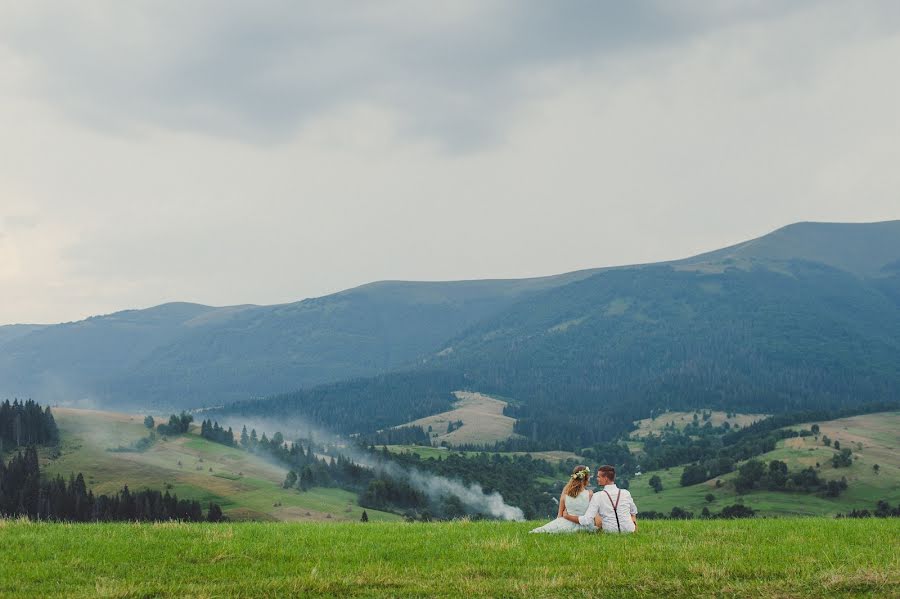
xmin=2 ymin=220 xmax=899 ymax=446
xmin=0 ymin=266 xmax=595 ymax=408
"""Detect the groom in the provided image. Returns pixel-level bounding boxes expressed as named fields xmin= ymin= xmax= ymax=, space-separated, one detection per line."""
xmin=561 ymin=465 xmax=637 ymax=533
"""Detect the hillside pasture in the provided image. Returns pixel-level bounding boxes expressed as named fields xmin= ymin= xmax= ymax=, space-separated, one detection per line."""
xmin=630 ymin=411 xmax=900 ymax=517
xmin=43 ymin=408 xmax=398 ymax=523
xmin=631 ymin=410 xmax=768 ymax=438
xmin=402 ymin=391 xmax=520 ymax=446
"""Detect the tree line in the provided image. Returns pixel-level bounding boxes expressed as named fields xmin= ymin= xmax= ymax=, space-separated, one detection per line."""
xmin=640 ymin=504 xmax=756 ymax=520
xmin=0 ymin=447 xmax=222 ymax=522
xmin=200 ymin=419 xmax=235 ymax=446
xmin=0 ymin=399 xmax=59 ymax=452
xmin=837 ymin=500 xmax=900 ymax=518
xmin=361 ymin=426 xmax=432 ymax=447
xmin=156 ymin=412 xmax=193 ymax=436
xmin=730 ymin=459 xmax=847 ymax=497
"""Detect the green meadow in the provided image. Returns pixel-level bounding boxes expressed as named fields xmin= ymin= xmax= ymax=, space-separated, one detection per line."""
xmin=38 ymin=408 xmax=398 ymax=522
xmin=1 ymin=519 xmax=897 ymax=598
xmin=28 ymin=407 xmax=899 ymax=522
xmin=630 ymin=411 xmax=900 ymax=517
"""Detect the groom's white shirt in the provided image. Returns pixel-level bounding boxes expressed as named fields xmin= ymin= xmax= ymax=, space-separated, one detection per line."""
xmin=578 ymin=484 xmax=637 ymax=533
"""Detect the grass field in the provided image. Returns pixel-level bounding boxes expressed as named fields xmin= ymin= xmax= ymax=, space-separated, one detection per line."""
xmin=40 ymin=408 xmax=398 ymax=523
xmin=631 ymin=410 xmax=768 ymax=438
xmin=630 ymin=411 xmax=900 ymax=517
xmin=401 ymin=391 xmax=520 ymax=446
xmin=1 ymin=519 xmax=897 ymax=598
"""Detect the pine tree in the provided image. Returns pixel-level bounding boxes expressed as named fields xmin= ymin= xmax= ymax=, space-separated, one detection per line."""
xmin=207 ymin=502 xmax=224 ymax=522
xmin=360 ymin=510 xmax=369 ymax=522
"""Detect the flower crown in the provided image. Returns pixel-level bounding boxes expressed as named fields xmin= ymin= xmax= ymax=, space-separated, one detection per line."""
xmin=570 ymin=467 xmax=591 ymax=481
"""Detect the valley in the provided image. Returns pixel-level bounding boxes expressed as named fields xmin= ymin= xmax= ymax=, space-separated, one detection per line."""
xmin=3 ymin=220 xmax=900 ymax=521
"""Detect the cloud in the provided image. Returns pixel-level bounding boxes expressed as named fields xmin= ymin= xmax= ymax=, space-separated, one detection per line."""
xmin=0 ymin=1 xmax=832 ymax=148
xmin=0 ymin=1 xmax=898 ymax=324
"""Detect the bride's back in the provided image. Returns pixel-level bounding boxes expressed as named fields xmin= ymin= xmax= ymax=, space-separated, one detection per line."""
xmin=563 ymin=489 xmax=592 ymax=516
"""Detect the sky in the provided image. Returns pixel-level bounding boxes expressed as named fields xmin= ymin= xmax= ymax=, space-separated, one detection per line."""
xmin=1 ymin=1 xmax=899 ymax=325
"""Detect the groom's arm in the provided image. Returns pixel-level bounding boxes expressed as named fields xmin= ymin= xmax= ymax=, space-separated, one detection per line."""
xmin=628 ymin=492 xmax=638 ymax=531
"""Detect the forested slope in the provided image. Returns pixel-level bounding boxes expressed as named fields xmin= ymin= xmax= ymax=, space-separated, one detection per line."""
xmin=0 ymin=276 xmax=590 ymax=409
xmin=433 ymin=261 xmax=900 ymax=446
xmin=218 ymin=224 xmax=900 ymax=449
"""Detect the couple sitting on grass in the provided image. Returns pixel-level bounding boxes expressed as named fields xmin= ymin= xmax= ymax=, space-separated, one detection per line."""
xmin=530 ymin=464 xmax=637 ymax=534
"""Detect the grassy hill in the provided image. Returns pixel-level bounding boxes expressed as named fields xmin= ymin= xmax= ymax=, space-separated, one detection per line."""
xmin=630 ymin=410 xmax=768 ymax=438
xmin=40 ymin=408 xmax=398 ymax=522
xmin=400 ymin=391 xmax=520 ymax=446
xmin=1 ymin=519 xmax=897 ymax=597
xmin=629 ymin=411 xmax=900 ymax=517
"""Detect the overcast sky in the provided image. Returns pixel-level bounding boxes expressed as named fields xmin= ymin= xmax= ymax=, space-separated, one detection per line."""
xmin=1 ymin=1 xmax=899 ymax=325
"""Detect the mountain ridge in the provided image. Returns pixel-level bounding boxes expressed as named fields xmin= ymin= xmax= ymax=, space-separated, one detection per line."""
xmin=1 ymin=220 xmax=898 ymax=414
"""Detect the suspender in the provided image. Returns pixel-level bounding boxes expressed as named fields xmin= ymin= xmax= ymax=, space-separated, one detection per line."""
xmin=603 ymin=490 xmax=621 ymax=532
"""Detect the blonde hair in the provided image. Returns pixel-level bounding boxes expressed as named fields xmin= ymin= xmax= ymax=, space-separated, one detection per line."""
xmin=562 ymin=464 xmax=590 ymax=498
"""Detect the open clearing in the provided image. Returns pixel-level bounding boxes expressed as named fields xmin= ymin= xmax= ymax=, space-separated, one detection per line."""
xmin=402 ymin=391 xmax=520 ymax=446
xmin=630 ymin=411 xmax=900 ymax=517
xmin=41 ymin=408 xmax=398 ymax=523
xmin=1 ymin=519 xmax=897 ymax=598
xmin=631 ymin=410 xmax=768 ymax=438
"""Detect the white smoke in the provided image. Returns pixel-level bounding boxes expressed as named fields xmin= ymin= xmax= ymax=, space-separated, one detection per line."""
xmin=210 ymin=413 xmax=525 ymax=521
xmin=352 ymin=450 xmax=525 ymax=521
xmin=407 ymin=468 xmax=525 ymax=521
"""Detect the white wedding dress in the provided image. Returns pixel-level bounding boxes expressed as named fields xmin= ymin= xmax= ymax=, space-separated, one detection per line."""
xmin=530 ymin=489 xmax=596 ymax=533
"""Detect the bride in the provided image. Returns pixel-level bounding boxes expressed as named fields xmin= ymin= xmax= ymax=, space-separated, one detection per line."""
xmin=530 ymin=465 xmax=596 ymax=533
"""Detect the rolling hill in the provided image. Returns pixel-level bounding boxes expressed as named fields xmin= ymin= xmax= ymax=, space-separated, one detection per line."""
xmin=38 ymin=408 xmax=398 ymax=522
xmin=629 ymin=411 xmax=900 ymax=517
